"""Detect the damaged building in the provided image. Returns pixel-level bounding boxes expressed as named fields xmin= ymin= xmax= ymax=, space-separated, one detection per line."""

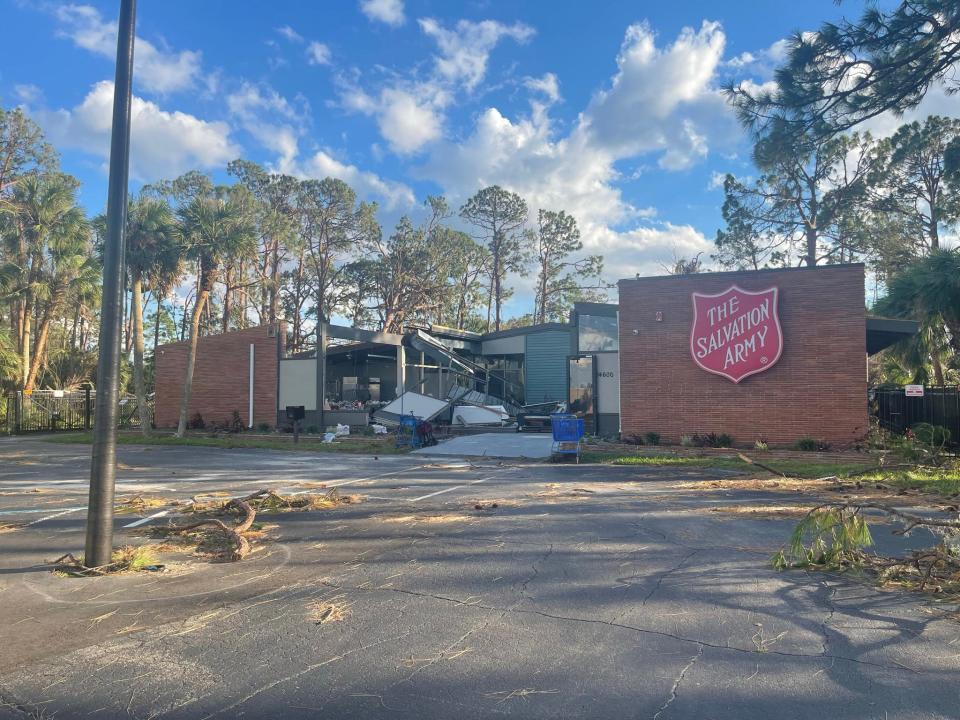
xmin=154 ymin=264 xmax=917 ymax=446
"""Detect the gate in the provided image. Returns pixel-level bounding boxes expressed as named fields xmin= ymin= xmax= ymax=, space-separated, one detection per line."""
xmin=3 ymin=391 xmax=153 ymax=434
xmin=869 ymin=385 xmax=960 ymax=447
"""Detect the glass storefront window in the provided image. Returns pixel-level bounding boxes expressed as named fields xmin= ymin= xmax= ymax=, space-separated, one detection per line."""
xmin=578 ymin=314 xmax=618 ymax=352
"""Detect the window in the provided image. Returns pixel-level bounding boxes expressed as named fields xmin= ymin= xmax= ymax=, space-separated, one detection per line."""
xmin=578 ymin=314 xmax=618 ymax=352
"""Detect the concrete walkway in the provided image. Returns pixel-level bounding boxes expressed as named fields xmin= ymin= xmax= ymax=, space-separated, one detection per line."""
xmin=413 ymin=431 xmax=553 ymax=458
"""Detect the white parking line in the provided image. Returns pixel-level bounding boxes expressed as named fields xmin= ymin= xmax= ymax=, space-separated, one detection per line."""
xmin=123 ymin=509 xmax=174 ymax=528
xmin=0 ymin=505 xmax=85 ymax=516
xmin=24 ymin=507 xmax=86 ymax=526
xmin=407 ymin=474 xmax=498 ymax=502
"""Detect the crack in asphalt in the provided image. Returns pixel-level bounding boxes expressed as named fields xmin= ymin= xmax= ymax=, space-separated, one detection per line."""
xmin=315 ymin=579 xmax=925 ymax=675
xmin=652 ymin=643 xmax=703 ymax=720
xmin=640 ymin=549 xmax=701 ymax=606
xmin=820 ymin=581 xmax=838 ymax=655
xmin=195 ymin=629 xmax=417 ymax=720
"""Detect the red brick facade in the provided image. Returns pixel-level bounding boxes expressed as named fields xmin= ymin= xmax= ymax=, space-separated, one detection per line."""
xmin=618 ymin=265 xmax=867 ymax=446
xmin=154 ymin=325 xmax=281 ymax=429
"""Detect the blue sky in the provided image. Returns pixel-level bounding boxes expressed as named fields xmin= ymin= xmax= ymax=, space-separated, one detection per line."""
xmin=3 ymin=0 xmax=954 ymax=316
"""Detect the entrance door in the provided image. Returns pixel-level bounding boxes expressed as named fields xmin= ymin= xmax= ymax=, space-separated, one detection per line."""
xmin=568 ymin=356 xmax=595 ymax=433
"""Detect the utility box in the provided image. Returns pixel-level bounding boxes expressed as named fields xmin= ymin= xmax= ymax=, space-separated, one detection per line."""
xmin=285 ymin=405 xmax=305 ymax=422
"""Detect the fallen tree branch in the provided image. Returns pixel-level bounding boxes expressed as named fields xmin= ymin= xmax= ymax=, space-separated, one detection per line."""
xmin=162 ymin=498 xmax=257 ymax=561
xmin=804 ymin=501 xmax=960 ymax=533
xmin=736 ymin=453 xmax=789 ymax=477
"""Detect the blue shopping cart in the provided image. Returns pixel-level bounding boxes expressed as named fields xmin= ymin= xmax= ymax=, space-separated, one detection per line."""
xmin=396 ymin=413 xmax=423 ymax=449
xmin=550 ymin=413 xmax=585 ymax=462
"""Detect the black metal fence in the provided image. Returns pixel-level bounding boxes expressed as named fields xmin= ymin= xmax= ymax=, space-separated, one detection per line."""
xmin=2 ymin=391 xmax=152 ymax=434
xmin=869 ymin=385 xmax=960 ymax=446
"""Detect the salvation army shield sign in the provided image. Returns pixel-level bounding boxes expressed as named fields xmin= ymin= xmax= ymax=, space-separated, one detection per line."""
xmin=690 ymin=285 xmax=783 ymax=383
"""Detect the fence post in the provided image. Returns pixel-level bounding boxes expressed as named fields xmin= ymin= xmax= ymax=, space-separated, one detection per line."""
xmin=15 ymin=392 xmax=22 ymax=434
xmin=84 ymin=387 xmax=92 ymax=431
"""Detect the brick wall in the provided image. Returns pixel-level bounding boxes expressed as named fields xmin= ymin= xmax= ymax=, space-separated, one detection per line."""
xmin=154 ymin=325 xmax=281 ymax=429
xmin=617 ymin=265 xmax=867 ymax=446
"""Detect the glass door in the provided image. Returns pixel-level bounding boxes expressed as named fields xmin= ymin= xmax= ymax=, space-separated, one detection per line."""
xmin=568 ymin=356 xmax=595 ymax=434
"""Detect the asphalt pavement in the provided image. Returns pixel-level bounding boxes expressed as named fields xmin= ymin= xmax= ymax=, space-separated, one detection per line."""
xmin=0 ymin=436 xmax=957 ymax=719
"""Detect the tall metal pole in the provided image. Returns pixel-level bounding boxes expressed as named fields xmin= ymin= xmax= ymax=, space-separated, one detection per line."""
xmin=85 ymin=0 xmax=136 ymax=569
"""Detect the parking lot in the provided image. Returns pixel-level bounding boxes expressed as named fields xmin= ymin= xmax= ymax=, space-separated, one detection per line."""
xmin=1 ymin=436 xmax=958 ymax=719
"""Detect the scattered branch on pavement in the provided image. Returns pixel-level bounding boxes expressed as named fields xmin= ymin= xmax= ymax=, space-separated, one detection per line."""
xmin=773 ymin=501 xmax=960 ymax=598
xmin=158 ymin=497 xmax=257 ymax=561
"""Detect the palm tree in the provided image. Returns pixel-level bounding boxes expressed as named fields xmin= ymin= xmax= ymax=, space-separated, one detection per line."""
xmin=10 ymin=174 xmax=91 ymax=393
xmin=0 ymin=325 xmax=20 ymax=390
xmin=175 ymin=187 xmax=256 ymax=437
xmin=875 ymin=249 xmax=960 ymax=381
xmin=126 ymin=197 xmax=181 ymax=435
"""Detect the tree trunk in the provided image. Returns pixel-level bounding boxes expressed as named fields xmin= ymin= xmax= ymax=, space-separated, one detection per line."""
xmin=805 ymin=226 xmax=817 ymax=267
xmin=154 ymin=293 xmax=163 ymax=352
xmin=24 ymin=288 xmax=65 ymax=393
xmin=269 ymin=238 xmax=280 ymax=325
xmin=221 ymin=266 xmax=233 ymax=334
xmin=179 ymin=293 xmax=189 ymax=341
xmin=123 ymin=291 xmax=133 ymax=355
xmin=131 ymin=277 xmax=152 ymax=436
xmin=931 ymin=352 xmax=945 ymax=386
xmin=71 ymin=304 xmax=80 ymax=350
xmin=493 ymin=249 xmax=502 ymax=331
xmin=23 ymin=314 xmax=47 ymax=393
xmin=20 ymin=307 xmax=31 ymax=390
xmin=176 ymin=289 xmax=209 ymax=437
xmin=536 ymin=258 xmax=548 ymax=325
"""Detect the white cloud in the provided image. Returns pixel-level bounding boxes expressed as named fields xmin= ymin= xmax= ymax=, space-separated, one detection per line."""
xmin=33 ymin=81 xmax=237 ymax=180
xmin=707 ymin=170 xmax=726 ymax=190
xmin=276 ymin=25 xmax=304 ymax=43
xmin=360 ymin=0 xmax=405 ymax=27
xmin=307 ymin=41 xmax=332 ymax=66
xmin=53 ymin=4 xmax=203 ymax=95
xmin=524 ymin=73 xmax=560 ymax=103
xmin=414 ymin=21 xmax=744 ymax=283
xmin=377 ymin=88 xmax=443 ymax=154
xmin=14 ymin=84 xmax=43 ymax=105
xmin=582 ymin=20 xmax=736 ymax=167
xmin=295 ymin=150 xmax=415 ymax=210
xmin=337 ymin=16 xmax=535 ymax=156
xmin=419 ymin=18 xmax=535 ymax=92
xmin=226 ymin=82 xmax=309 ymax=168
xmin=338 ymin=83 xmax=445 ymax=155
xmin=724 ymin=38 xmax=789 ymax=79
xmin=615 ymin=223 xmax=715 ymax=277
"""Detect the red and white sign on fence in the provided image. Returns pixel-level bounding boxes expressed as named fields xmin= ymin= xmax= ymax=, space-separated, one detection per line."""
xmin=690 ymin=285 xmax=783 ymax=383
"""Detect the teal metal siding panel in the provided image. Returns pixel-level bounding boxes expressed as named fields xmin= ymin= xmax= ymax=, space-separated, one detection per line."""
xmin=524 ymin=330 xmax=573 ymax=404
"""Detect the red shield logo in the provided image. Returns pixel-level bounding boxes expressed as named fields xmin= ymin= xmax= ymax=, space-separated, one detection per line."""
xmin=690 ymin=285 xmax=783 ymax=383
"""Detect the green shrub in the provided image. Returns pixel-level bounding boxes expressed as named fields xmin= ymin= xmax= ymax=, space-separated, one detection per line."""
xmin=691 ymin=432 xmax=733 ymax=448
xmin=795 ymin=437 xmax=831 ymax=452
xmin=256 ymin=423 xmax=271 ymax=433
xmin=644 ymin=431 xmax=661 ymax=446
xmin=911 ymin=422 xmax=951 ymax=447
xmin=680 ymin=434 xmax=694 ymax=447
xmin=754 ymin=439 xmax=769 ymax=452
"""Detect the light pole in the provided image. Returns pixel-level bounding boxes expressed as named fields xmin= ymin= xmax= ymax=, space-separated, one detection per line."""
xmin=84 ymin=0 xmax=137 ymax=569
